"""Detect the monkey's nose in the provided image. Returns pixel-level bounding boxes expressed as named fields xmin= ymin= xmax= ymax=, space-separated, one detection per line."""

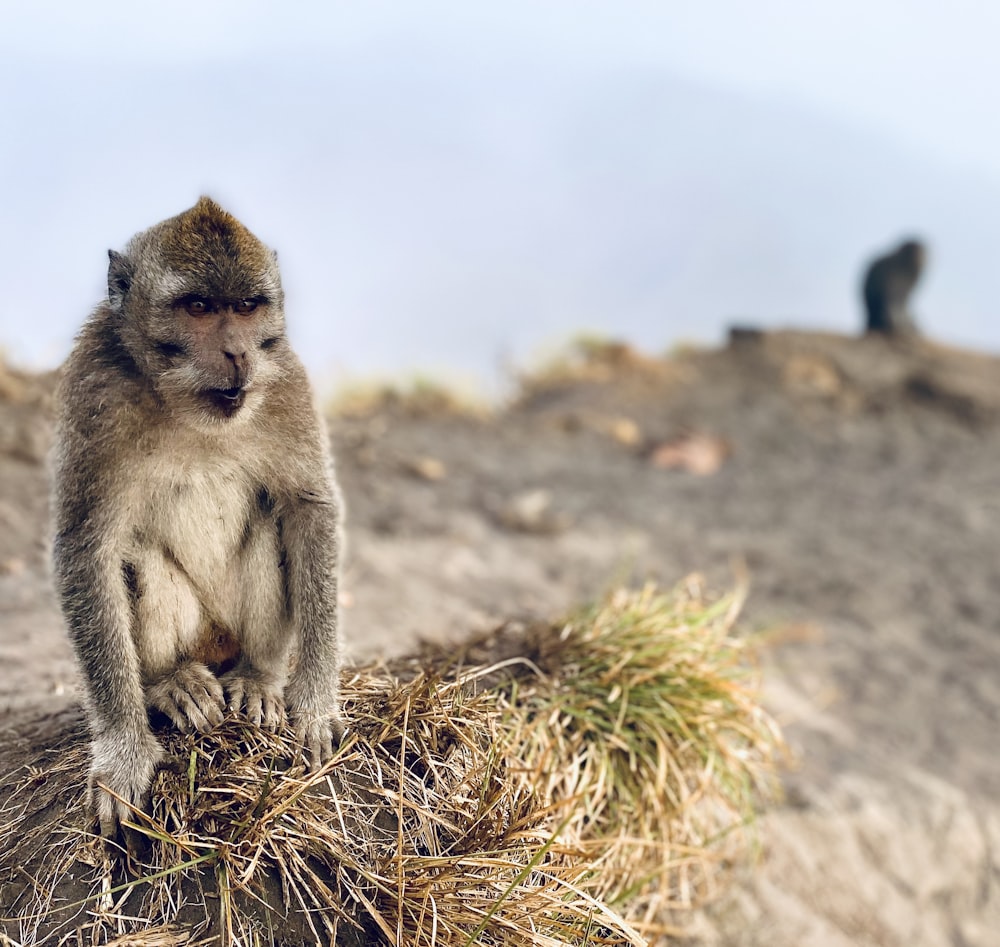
xmin=222 ymin=349 xmax=249 ymax=388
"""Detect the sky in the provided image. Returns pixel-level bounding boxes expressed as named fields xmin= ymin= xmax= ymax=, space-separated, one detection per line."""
xmin=2 ymin=1 xmax=999 ymax=389
xmin=4 ymin=0 xmax=998 ymax=176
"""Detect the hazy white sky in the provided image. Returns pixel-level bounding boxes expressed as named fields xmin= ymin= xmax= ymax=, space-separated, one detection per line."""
xmin=2 ymin=1 xmax=999 ymax=382
xmin=4 ymin=0 xmax=998 ymax=179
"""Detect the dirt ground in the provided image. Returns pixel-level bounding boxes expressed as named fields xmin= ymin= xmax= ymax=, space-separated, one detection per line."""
xmin=1 ymin=330 xmax=998 ymax=945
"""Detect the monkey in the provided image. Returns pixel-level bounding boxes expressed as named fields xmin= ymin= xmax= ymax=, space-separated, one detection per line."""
xmin=51 ymin=198 xmax=345 ymax=841
xmin=861 ymin=238 xmax=927 ymax=336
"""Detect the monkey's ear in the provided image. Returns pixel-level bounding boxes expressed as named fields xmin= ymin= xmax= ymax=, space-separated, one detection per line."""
xmin=107 ymin=250 xmax=133 ymax=307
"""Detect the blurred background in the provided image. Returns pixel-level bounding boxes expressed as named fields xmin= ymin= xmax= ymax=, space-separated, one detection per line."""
xmin=2 ymin=10 xmax=999 ymax=940
xmin=2 ymin=0 xmax=999 ymax=393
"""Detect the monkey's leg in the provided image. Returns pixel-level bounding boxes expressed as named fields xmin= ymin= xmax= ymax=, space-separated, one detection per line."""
xmin=219 ymin=526 xmax=289 ymax=731
xmin=865 ymin=297 xmax=887 ymax=333
xmin=281 ymin=495 xmax=346 ymax=769
xmin=134 ymin=550 xmax=225 ymax=732
xmin=53 ymin=536 xmax=165 ymax=842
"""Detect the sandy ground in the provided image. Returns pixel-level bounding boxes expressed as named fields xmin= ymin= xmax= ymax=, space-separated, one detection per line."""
xmin=0 ymin=330 xmax=998 ymax=944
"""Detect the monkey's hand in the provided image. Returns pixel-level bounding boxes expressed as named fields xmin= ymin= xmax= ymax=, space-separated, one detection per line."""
xmin=221 ymin=667 xmax=286 ymax=731
xmin=88 ymin=729 xmax=164 ymax=840
xmin=147 ymin=661 xmax=225 ymax=733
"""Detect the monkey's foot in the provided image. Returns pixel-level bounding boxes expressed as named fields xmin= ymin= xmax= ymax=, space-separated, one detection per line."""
xmin=221 ymin=669 xmax=286 ymax=730
xmin=291 ymin=710 xmax=347 ymax=771
xmin=88 ymin=729 xmax=164 ymax=854
xmin=147 ymin=661 xmax=225 ymax=733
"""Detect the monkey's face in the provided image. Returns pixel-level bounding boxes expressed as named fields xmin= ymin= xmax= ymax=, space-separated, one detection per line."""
xmin=110 ymin=199 xmax=289 ymax=428
xmin=151 ymin=292 xmax=284 ymax=423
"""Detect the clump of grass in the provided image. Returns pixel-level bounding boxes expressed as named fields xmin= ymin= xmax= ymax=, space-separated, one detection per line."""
xmin=328 ymin=376 xmax=491 ymax=421
xmin=0 ymin=580 xmax=781 ymax=946
xmin=516 ymin=335 xmax=671 ymax=399
xmin=0 ymin=353 xmax=57 ymax=405
xmin=498 ymin=580 xmax=782 ymax=936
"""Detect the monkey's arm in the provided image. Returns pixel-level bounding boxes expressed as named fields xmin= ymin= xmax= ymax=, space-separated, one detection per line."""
xmin=52 ymin=496 xmax=163 ymax=837
xmin=280 ymin=488 xmax=345 ymax=769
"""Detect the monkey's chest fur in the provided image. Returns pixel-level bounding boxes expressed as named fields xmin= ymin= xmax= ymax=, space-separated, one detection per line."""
xmin=125 ymin=456 xmax=286 ymax=680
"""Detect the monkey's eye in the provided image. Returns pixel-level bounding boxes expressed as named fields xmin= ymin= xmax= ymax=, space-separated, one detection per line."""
xmin=234 ymin=299 xmax=258 ymax=315
xmin=182 ymin=297 xmax=211 ymax=316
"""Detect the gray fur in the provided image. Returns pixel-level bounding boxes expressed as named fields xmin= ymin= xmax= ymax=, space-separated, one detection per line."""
xmin=51 ymin=199 xmax=344 ymax=839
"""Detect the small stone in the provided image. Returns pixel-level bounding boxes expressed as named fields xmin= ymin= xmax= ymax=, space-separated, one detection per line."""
xmin=499 ymin=489 xmax=572 ymax=534
xmin=0 ymin=557 xmax=25 ymax=577
xmin=609 ymin=417 xmax=642 ymax=446
xmin=649 ymin=433 xmax=729 ymax=476
xmin=402 ymin=456 xmax=447 ymax=481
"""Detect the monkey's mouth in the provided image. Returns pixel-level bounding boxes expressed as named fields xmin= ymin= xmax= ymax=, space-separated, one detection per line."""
xmin=202 ymin=386 xmax=247 ymax=417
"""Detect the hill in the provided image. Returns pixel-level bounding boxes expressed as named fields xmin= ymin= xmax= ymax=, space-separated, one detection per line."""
xmin=1 ymin=330 xmax=998 ymax=943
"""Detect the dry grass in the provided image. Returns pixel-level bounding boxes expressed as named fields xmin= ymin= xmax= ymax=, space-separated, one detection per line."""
xmin=327 ymin=377 xmax=491 ymax=421
xmin=0 ymin=580 xmax=782 ymax=946
xmin=0 ymin=353 xmax=58 ymax=406
xmin=501 ymin=579 xmax=782 ymax=936
xmin=516 ymin=336 xmax=673 ymax=400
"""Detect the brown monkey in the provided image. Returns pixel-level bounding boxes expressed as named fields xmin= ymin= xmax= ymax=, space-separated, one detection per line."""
xmin=862 ymin=238 xmax=927 ymax=336
xmin=51 ymin=198 xmax=345 ymax=840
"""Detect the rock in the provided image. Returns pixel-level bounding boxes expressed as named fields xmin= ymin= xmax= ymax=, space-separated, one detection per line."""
xmin=649 ymin=432 xmax=730 ymax=475
xmin=497 ymin=489 xmax=572 ymax=534
xmin=0 ymin=558 xmax=25 ymax=577
xmin=401 ymin=456 xmax=447 ymax=481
